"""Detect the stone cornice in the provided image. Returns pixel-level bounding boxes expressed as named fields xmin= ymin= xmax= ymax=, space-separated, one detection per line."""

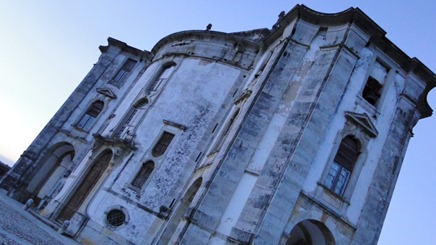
xmin=150 ymin=29 xmax=267 ymax=57
xmin=99 ymin=37 xmax=151 ymax=61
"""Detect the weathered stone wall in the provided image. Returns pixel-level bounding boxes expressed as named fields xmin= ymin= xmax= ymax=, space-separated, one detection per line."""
xmin=0 ymin=42 xmax=143 ymax=201
xmin=41 ymin=33 xmax=261 ymax=244
xmin=1 ymin=5 xmax=434 ymax=245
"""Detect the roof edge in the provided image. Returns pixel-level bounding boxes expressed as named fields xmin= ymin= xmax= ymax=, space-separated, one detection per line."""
xmin=99 ymin=37 xmax=151 ymax=60
xmin=150 ymin=29 xmax=266 ymax=57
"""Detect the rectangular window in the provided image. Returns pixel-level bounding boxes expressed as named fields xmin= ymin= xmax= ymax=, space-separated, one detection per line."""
xmin=77 ymin=114 xmax=95 ymax=131
xmin=324 ymin=136 xmax=359 ymax=196
xmin=152 ymin=132 xmax=175 ymax=157
xmin=362 ymin=76 xmax=382 ymax=106
xmin=325 ymin=162 xmax=350 ymax=196
xmin=131 ymin=161 xmax=154 ymax=189
xmin=110 ymin=59 xmax=137 ymax=87
xmin=362 ymin=61 xmax=388 ymax=106
xmin=77 ymin=101 xmax=104 ymax=131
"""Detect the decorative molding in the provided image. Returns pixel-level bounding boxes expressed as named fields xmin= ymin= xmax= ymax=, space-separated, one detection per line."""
xmin=345 ymin=111 xmax=379 ymax=138
xmin=96 ymin=87 xmax=117 ymax=99
xmin=21 ymin=150 xmax=37 ymax=160
xmin=163 ymin=119 xmax=187 ymax=131
xmin=93 ymin=134 xmax=137 ymax=151
xmin=300 ymin=191 xmax=356 ymax=231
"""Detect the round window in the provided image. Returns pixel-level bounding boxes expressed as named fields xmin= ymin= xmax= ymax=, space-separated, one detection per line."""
xmin=106 ymin=209 xmax=126 ymax=227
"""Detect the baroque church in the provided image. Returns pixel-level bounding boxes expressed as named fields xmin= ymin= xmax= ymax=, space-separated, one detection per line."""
xmin=1 ymin=5 xmax=435 ymax=245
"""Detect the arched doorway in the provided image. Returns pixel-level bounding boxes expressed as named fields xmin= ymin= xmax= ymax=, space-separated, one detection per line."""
xmin=26 ymin=143 xmax=75 ymax=205
xmin=57 ymin=150 xmax=112 ymax=222
xmin=287 ymin=220 xmax=335 ymax=245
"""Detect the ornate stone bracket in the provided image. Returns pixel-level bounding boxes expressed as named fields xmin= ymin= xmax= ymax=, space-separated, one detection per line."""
xmin=92 ymin=134 xmax=137 ymax=167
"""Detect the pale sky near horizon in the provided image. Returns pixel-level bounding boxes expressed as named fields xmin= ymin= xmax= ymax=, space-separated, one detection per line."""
xmin=0 ymin=1 xmax=435 ymax=244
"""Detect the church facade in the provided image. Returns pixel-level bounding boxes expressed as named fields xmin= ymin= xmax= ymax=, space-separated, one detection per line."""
xmin=1 ymin=5 xmax=435 ymax=245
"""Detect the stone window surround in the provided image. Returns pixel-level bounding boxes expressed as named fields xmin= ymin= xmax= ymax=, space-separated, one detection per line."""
xmin=316 ymin=116 xmax=373 ymax=211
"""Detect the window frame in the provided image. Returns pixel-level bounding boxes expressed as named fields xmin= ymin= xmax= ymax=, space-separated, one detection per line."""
xmin=323 ymin=135 xmax=360 ymax=197
xmin=147 ymin=62 xmax=176 ymax=92
xmin=114 ymin=97 xmax=149 ymax=139
xmin=358 ymin=58 xmax=391 ymax=111
xmin=152 ymin=131 xmax=175 ymax=157
xmin=76 ymin=100 xmax=104 ymax=132
xmin=361 ymin=76 xmax=383 ymax=106
xmin=131 ymin=161 xmax=154 ymax=189
xmin=324 ymin=161 xmax=351 ymax=196
xmin=110 ymin=58 xmax=137 ymax=87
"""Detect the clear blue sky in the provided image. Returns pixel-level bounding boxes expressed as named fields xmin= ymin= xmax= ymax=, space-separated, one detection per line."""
xmin=0 ymin=1 xmax=435 ymax=244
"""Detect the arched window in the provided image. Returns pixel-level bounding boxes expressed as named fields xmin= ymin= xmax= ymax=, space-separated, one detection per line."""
xmin=148 ymin=62 xmax=176 ymax=92
xmin=131 ymin=161 xmax=154 ymax=189
xmin=324 ymin=135 xmax=360 ymax=196
xmin=77 ymin=100 xmax=104 ymax=131
xmin=115 ymin=98 xmax=148 ymax=139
